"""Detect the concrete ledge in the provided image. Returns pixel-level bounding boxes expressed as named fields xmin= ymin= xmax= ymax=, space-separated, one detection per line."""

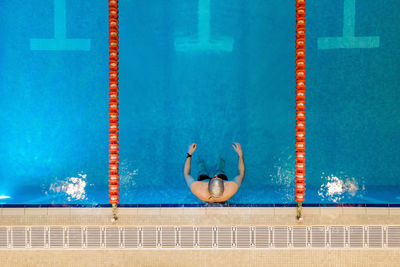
xmin=117 ymin=208 xmax=138 ymax=216
xmin=183 ymin=207 xmax=206 ymax=215
xmin=389 ymin=208 xmax=400 ymax=216
xmin=205 ymin=207 xmax=229 ymax=215
xmin=0 ymin=207 xmax=399 ymax=226
xmin=48 ymin=208 xmax=71 ymax=216
xmin=25 ymin=208 xmax=48 ymax=216
xmin=342 ymin=207 xmax=366 ymax=215
xmin=321 ymin=207 xmax=343 ymax=215
xmin=302 ymin=207 xmax=321 ymax=215
xmin=274 ymin=207 xmax=295 ymax=215
xmin=2 ymin=208 xmax=25 ymax=216
xmin=250 ymin=208 xmax=274 ymax=215
xmin=160 ymin=207 xmax=184 ymax=215
xmin=137 ymin=208 xmax=160 ymax=215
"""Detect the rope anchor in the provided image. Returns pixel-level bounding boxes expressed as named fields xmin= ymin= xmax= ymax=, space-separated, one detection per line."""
xmin=111 ymin=203 xmax=118 ymax=222
xmin=296 ymin=202 xmax=303 ymax=222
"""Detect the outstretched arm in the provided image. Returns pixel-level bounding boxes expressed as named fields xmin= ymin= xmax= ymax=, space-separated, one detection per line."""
xmin=232 ymin=143 xmax=245 ymax=187
xmin=183 ymin=143 xmax=197 ymax=188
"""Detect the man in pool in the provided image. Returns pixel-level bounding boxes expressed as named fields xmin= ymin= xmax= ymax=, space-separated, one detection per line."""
xmin=183 ymin=143 xmax=245 ymax=203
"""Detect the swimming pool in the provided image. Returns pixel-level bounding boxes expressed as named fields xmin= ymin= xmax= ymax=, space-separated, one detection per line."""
xmin=0 ymin=0 xmax=399 ymax=205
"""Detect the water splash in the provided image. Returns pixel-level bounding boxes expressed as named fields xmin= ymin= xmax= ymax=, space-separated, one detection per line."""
xmin=318 ymin=173 xmax=364 ymax=202
xmin=268 ymin=149 xmax=295 ymax=202
xmin=47 ymin=173 xmax=88 ymax=201
xmin=119 ymin=160 xmax=138 ymax=199
xmin=0 ymin=195 xmax=11 ymax=199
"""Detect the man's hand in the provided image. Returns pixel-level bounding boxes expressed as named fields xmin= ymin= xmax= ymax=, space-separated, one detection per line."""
xmin=188 ymin=143 xmax=197 ymax=155
xmin=232 ymin=142 xmax=243 ymax=157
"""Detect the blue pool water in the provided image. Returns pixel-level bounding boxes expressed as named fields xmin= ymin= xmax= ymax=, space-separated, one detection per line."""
xmin=0 ymin=0 xmax=399 ymax=205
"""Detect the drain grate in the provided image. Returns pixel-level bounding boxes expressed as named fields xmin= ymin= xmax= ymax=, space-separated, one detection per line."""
xmin=30 ymin=227 xmax=46 ymax=248
xmin=273 ymin=226 xmax=289 ymax=248
xmin=368 ymin=226 xmax=383 ymax=248
xmin=67 ymin=227 xmax=83 ymax=248
xmin=0 ymin=227 xmax=8 ymax=248
xmin=49 ymin=227 xmax=64 ymax=248
xmin=1 ymin=225 xmax=399 ymax=249
xmin=105 ymin=227 xmax=120 ymax=248
xmin=142 ymin=227 xmax=157 ymax=248
xmin=387 ymin=226 xmax=400 ymax=248
xmin=292 ymin=226 xmax=307 ymax=248
xmin=12 ymin=227 xmax=27 ymax=248
xmin=86 ymin=227 xmax=101 ymax=248
xmin=311 ymin=226 xmax=325 ymax=248
xmin=217 ymin=226 xmax=232 ymax=248
xmin=123 ymin=227 xmax=138 ymax=248
xmin=330 ymin=226 xmax=345 ymax=248
xmin=161 ymin=227 xmax=175 ymax=248
xmin=198 ymin=227 xmax=213 ymax=248
xmin=254 ymin=226 xmax=270 ymax=248
xmin=180 ymin=226 xmax=195 ymax=248
xmin=349 ymin=226 xmax=363 ymax=248
xmin=236 ymin=226 xmax=251 ymax=248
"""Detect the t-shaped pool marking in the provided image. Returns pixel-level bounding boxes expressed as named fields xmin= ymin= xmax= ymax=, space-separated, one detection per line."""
xmin=318 ymin=0 xmax=380 ymax=49
xmin=30 ymin=0 xmax=91 ymax=51
xmin=174 ymin=0 xmax=233 ymax=52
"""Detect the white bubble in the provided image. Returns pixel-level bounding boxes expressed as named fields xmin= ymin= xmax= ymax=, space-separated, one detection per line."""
xmin=318 ymin=173 xmax=362 ymax=202
xmin=49 ymin=173 xmax=88 ymax=201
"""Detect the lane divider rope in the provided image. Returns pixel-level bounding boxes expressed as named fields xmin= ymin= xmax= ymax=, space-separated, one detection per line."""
xmin=295 ymin=0 xmax=306 ymax=209
xmin=109 ymin=0 xmax=119 ymax=207
xmin=107 ymin=0 xmax=306 ymax=213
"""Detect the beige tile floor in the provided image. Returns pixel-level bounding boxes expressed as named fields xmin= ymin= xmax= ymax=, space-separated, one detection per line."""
xmin=1 ymin=207 xmax=400 ymax=266
xmin=1 ymin=207 xmax=400 ymax=226
xmin=1 ymin=249 xmax=400 ymax=267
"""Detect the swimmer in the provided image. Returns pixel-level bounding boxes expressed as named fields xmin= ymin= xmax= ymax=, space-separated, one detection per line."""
xmin=183 ymin=143 xmax=245 ymax=203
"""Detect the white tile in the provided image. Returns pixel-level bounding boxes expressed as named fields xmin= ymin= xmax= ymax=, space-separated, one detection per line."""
xmin=70 ymin=208 xmax=105 ymax=215
xmin=320 ymin=207 xmax=342 ymax=215
xmin=342 ymin=207 xmax=366 ymax=215
xmin=274 ymin=207 xmax=296 ymax=215
xmin=47 ymin=208 xmax=71 ymax=215
xmin=302 ymin=207 xmax=321 ymax=215
xmin=137 ymin=208 xmax=160 ymax=215
xmin=2 ymin=208 xmax=25 ymax=216
xmin=90 ymin=208 xmax=113 ymax=216
xmin=117 ymin=208 xmax=138 ymax=216
xmin=25 ymin=208 xmax=48 ymax=216
xmin=205 ymin=207 xmax=229 ymax=215
xmin=183 ymin=207 xmax=206 ymax=215
xmin=227 ymin=207 xmax=252 ymax=215
xmin=366 ymin=207 xmax=389 ymax=215
xmin=250 ymin=208 xmax=274 ymax=215
xmin=160 ymin=208 xmax=183 ymax=215
xmin=389 ymin=208 xmax=400 ymax=216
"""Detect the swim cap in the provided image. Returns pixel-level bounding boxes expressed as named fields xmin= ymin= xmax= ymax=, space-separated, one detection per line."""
xmin=208 ymin=178 xmax=224 ymax=198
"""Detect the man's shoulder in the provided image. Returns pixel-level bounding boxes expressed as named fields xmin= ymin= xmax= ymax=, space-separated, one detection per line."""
xmin=190 ymin=182 xmax=210 ymax=201
xmin=190 ymin=181 xmax=208 ymax=190
xmin=224 ymin=181 xmax=240 ymax=189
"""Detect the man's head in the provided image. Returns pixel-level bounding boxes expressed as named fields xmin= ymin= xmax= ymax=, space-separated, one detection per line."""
xmin=208 ymin=176 xmax=224 ymax=198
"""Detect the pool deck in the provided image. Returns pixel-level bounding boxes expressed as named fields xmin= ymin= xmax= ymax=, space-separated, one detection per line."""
xmin=1 ymin=206 xmax=400 ymax=225
xmin=1 ymin=207 xmax=400 ymax=266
